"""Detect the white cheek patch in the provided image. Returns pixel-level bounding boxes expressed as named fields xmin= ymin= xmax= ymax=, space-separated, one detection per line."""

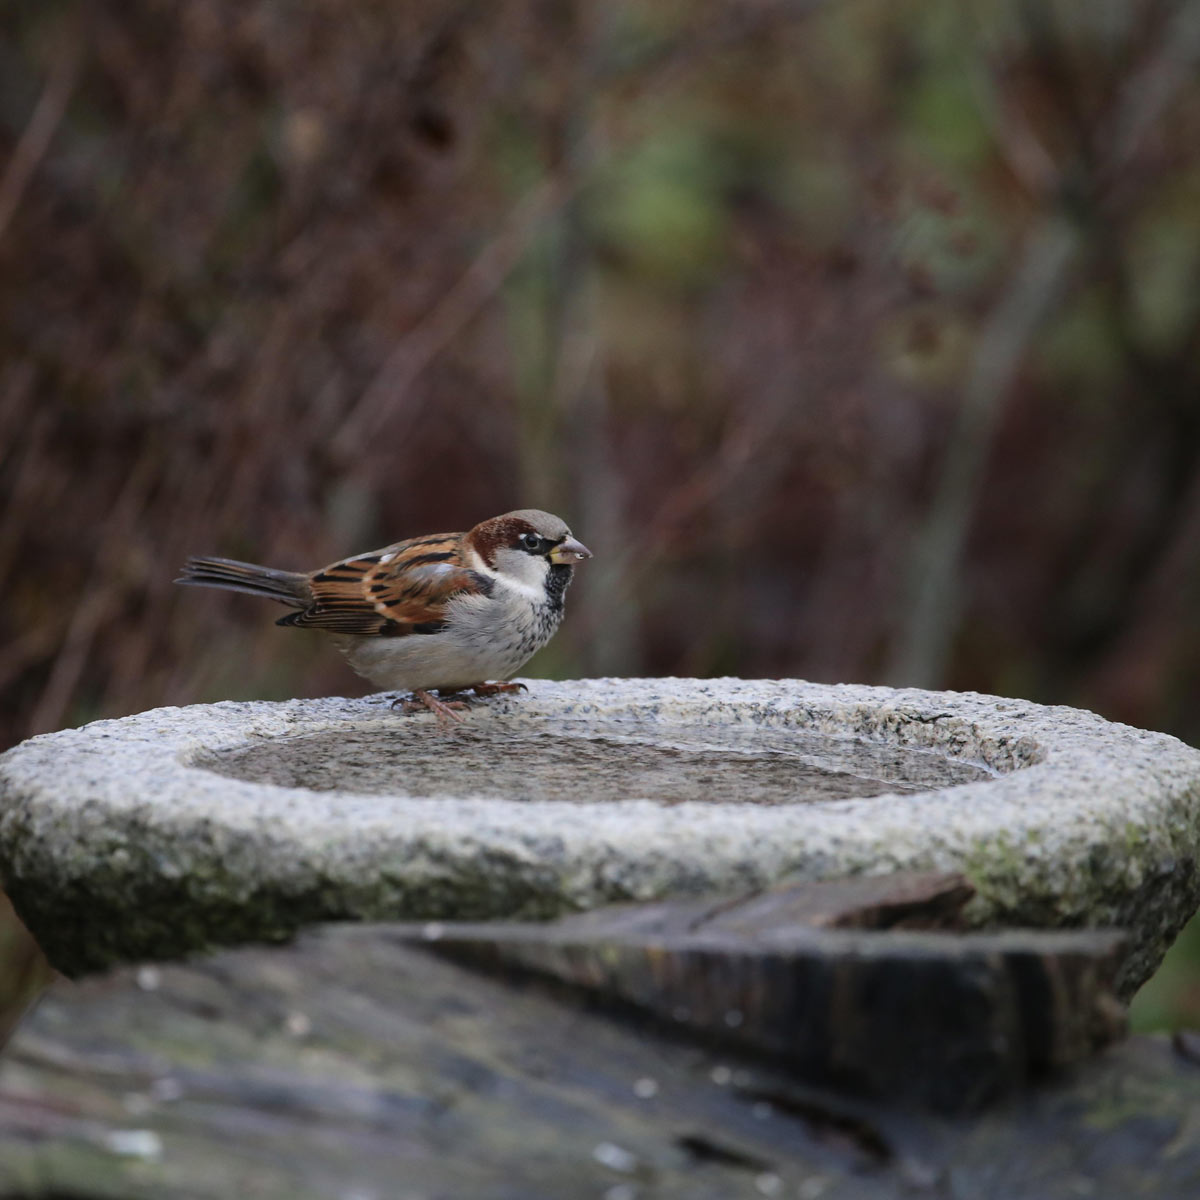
xmin=464 ymin=560 xmax=542 ymax=601
xmin=491 ymin=547 xmax=552 ymax=597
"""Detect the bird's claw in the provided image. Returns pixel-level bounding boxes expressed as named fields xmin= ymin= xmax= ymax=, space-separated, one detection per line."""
xmin=468 ymin=681 xmax=528 ymax=698
xmin=394 ymin=689 xmax=468 ymax=727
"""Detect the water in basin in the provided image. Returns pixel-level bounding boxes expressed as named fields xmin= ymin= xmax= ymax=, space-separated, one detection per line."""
xmin=194 ymin=719 xmax=995 ymax=805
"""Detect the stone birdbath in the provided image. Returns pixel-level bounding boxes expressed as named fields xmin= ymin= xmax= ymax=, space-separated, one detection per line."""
xmin=1 ymin=676 xmax=1197 ymax=993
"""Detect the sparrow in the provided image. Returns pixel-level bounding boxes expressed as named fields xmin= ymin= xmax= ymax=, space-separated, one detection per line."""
xmin=176 ymin=509 xmax=592 ymax=722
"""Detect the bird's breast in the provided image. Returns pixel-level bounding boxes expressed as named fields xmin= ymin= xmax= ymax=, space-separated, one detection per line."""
xmin=335 ymin=586 xmax=564 ymax=692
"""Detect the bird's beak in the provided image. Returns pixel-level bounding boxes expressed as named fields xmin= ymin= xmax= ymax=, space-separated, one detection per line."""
xmin=549 ymin=536 xmax=592 ymax=564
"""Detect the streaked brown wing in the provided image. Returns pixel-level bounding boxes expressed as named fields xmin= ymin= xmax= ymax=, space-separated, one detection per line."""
xmin=278 ymin=533 xmax=491 ymax=635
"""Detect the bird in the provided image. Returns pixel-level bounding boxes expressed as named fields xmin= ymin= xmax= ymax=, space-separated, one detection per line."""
xmin=175 ymin=509 xmax=592 ymax=723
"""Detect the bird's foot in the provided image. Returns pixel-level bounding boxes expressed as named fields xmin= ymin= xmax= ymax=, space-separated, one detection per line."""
xmin=394 ymin=689 xmax=468 ymax=727
xmin=467 ymin=681 xmax=528 ymax=698
xmin=391 ymin=681 xmax=524 ymax=724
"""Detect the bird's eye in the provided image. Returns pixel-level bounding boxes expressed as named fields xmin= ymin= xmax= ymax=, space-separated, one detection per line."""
xmin=521 ymin=532 xmax=542 ymax=551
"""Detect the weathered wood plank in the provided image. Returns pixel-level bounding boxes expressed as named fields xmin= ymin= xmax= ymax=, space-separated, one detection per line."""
xmin=534 ymin=870 xmax=979 ymax=937
xmin=0 ymin=919 xmax=1195 ymax=1200
xmin=394 ymin=872 xmax=1127 ymax=1109
xmin=420 ymin=924 xmax=1128 ymax=1109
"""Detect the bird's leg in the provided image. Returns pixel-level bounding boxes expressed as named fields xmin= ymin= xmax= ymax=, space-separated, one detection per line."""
xmin=394 ymin=689 xmax=467 ymax=726
xmin=393 ymin=681 xmax=524 ymax=721
xmin=467 ymin=681 xmax=528 ymax=698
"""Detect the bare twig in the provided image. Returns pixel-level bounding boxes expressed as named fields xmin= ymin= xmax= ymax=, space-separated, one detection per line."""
xmin=600 ymin=0 xmax=832 ymax=93
xmin=332 ymin=0 xmax=835 ymax=467
xmin=0 ymin=20 xmax=82 ymax=245
xmin=888 ymin=0 xmax=1200 ymax=688
xmin=29 ymin=457 xmax=154 ymax=736
xmin=887 ymin=216 xmax=1079 ymax=687
xmin=964 ymin=21 xmax=1057 ymax=200
xmin=1108 ymin=0 xmax=1200 ymax=174
xmin=331 ymin=175 xmax=569 ymax=461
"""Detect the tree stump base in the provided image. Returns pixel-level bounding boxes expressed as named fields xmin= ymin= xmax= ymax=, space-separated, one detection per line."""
xmin=1 ymin=875 xmax=1193 ymax=1199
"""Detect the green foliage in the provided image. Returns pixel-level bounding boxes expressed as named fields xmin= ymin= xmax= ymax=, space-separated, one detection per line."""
xmin=1131 ymin=912 xmax=1200 ymax=1033
xmin=590 ymin=127 xmax=733 ymax=285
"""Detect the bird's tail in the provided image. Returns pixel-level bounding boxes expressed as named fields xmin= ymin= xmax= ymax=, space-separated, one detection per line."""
xmin=175 ymin=557 xmax=310 ymax=608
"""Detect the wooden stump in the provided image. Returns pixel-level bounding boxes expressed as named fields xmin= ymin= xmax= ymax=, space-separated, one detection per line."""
xmin=0 ymin=874 xmax=1194 ymax=1198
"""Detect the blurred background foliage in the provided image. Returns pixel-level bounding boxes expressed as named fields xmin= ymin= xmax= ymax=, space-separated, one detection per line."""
xmin=2 ymin=0 xmax=1200 ymax=1030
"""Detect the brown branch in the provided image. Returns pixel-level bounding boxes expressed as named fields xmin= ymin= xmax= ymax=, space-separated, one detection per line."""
xmin=0 ymin=20 xmax=82 ymax=245
xmin=28 ymin=456 xmax=155 ymax=737
xmin=331 ymin=175 xmax=570 ymax=462
xmin=331 ymin=0 xmax=835 ymax=466
xmin=1108 ymin=0 xmax=1200 ymax=175
xmin=887 ymin=216 xmax=1080 ymax=688
xmin=887 ymin=0 xmax=1200 ymax=689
